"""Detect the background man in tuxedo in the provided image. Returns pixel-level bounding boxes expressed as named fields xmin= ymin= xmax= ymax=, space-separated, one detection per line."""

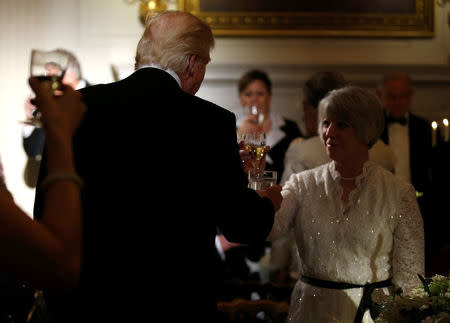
xmin=376 ymin=71 xmax=433 ymax=270
xmin=33 ymin=11 xmax=282 ymax=322
xmin=22 ymin=48 xmax=90 ymax=187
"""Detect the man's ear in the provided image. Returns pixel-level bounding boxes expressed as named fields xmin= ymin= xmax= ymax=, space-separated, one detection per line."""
xmin=187 ymin=55 xmax=197 ymax=77
xmin=179 ymin=55 xmax=197 ymax=81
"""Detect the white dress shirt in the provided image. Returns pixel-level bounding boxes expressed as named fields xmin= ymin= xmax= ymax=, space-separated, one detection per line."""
xmin=388 ymin=118 xmax=411 ymax=183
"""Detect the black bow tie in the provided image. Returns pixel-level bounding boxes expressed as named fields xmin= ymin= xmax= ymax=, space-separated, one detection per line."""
xmin=386 ymin=116 xmax=407 ymax=125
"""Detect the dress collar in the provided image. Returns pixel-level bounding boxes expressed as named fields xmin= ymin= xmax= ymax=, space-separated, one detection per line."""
xmin=329 ymin=160 xmax=376 ymax=185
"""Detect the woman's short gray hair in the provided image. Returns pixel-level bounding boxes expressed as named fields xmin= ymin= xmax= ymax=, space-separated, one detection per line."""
xmin=318 ymin=86 xmax=385 ymax=148
xmin=134 ymin=11 xmax=214 ymax=74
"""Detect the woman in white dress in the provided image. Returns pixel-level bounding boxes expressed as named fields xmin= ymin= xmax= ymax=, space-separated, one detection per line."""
xmin=268 ymin=86 xmax=424 ymax=323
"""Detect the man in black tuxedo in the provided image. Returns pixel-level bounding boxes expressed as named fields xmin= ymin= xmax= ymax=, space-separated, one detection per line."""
xmin=376 ymin=71 xmax=433 ymax=269
xmin=22 ymin=48 xmax=90 ymax=188
xmin=33 ymin=11 xmax=281 ymax=323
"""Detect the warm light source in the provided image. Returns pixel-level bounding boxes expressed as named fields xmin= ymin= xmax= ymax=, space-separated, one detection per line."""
xmin=432 ymin=121 xmax=438 ymax=147
xmin=124 ymin=0 xmax=172 ymax=26
xmin=140 ymin=0 xmax=167 ymax=24
xmin=443 ymin=118 xmax=449 ymax=142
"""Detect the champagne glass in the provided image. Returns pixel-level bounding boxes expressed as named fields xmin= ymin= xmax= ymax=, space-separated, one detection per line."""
xmin=250 ymin=105 xmax=264 ymax=125
xmin=21 ymin=49 xmax=70 ymax=127
xmin=245 ymin=105 xmax=264 ymax=125
xmin=241 ymin=132 xmax=268 ymax=179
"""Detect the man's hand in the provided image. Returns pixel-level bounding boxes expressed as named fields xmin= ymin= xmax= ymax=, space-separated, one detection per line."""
xmin=257 ymin=185 xmax=283 ymax=212
xmin=238 ymin=141 xmax=270 ymax=175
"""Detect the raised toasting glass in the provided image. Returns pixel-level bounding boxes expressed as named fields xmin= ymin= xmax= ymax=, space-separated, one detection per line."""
xmin=241 ymin=132 xmax=268 ymax=182
xmin=21 ymin=49 xmax=70 ymax=127
xmin=248 ymin=105 xmax=264 ymax=125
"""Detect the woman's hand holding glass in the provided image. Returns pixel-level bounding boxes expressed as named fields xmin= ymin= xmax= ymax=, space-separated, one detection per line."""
xmin=28 ymin=77 xmax=86 ymax=143
xmin=21 ymin=49 xmax=71 ymax=127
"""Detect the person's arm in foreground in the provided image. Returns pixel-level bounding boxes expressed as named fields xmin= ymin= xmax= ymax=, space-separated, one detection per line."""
xmin=0 ymin=77 xmax=85 ymax=291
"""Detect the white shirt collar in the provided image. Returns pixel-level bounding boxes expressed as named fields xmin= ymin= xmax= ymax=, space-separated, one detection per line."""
xmin=138 ymin=64 xmax=181 ymax=88
xmin=75 ymin=79 xmax=87 ymax=90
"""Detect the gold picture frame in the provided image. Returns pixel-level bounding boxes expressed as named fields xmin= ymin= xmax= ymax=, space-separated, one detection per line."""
xmin=178 ymin=0 xmax=434 ymax=37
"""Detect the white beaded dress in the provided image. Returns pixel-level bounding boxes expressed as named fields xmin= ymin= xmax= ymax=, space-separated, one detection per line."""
xmin=268 ymin=160 xmax=424 ymax=323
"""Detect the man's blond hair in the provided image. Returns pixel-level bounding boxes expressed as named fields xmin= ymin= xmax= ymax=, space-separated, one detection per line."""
xmin=135 ymin=11 xmax=214 ymax=74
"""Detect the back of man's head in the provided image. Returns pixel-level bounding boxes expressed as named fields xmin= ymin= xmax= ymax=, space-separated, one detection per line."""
xmin=134 ymin=10 xmax=214 ymax=75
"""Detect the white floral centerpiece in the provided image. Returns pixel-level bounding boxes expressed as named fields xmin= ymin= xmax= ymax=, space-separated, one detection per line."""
xmin=376 ymin=274 xmax=450 ymax=323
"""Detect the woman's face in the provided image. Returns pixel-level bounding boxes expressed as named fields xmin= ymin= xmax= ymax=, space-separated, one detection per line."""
xmin=239 ymin=79 xmax=272 ymax=115
xmin=320 ymin=115 xmax=365 ymax=163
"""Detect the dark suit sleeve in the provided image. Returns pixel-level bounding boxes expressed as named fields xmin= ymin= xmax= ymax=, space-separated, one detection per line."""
xmin=32 ymin=146 xmax=47 ymax=221
xmin=23 ymin=128 xmax=45 ymax=157
xmin=215 ymin=111 xmax=275 ymax=244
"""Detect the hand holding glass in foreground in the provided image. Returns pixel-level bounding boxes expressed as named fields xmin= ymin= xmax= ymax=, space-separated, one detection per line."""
xmin=239 ymin=133 xmax=269 ymax=176
xmin=29 ymin=77 xmax=85 ymax=142
xmin=256 ymin=185 xmax=283 ymax=212
xmin=0 ymin=77 xmax=86 ymax=291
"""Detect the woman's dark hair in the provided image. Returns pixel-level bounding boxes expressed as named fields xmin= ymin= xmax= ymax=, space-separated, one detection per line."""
xmin=238 ymin=69 xmax=272 ymax=94
xmin=303 ymin=71 xmax=347 ymax=109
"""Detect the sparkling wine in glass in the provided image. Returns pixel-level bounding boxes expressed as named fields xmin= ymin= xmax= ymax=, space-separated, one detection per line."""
xmin=242 ymin=132 xmax=268 ymax=178
xmin=21 ymin=49 xmax=70 ymax=127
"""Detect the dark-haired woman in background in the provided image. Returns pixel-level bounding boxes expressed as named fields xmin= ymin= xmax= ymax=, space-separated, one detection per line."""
xmin=236 ymin=69 xmax=303 ymax=183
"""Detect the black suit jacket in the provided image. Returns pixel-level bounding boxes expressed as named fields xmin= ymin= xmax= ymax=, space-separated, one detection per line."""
xmin=381 ymin=112 xmax=433 ymax=269
xmin=428 ymin=141 xmax=450 ymax=275
xmin=34 ymin=68 xmax=275 ymax=322
xmin=265 ymin=119 xmax=303 ymax=184
xmin=380 ymin=112 xmax=432 ymax=206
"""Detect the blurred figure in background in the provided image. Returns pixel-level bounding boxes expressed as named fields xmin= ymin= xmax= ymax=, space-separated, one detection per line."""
xmin=236 ymin=69 xmax=303 ymax=183
xmin=216 ymin=69 xmax=303 ymax=297
xmin=376 ymin=71 xmax=433 ymax=271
